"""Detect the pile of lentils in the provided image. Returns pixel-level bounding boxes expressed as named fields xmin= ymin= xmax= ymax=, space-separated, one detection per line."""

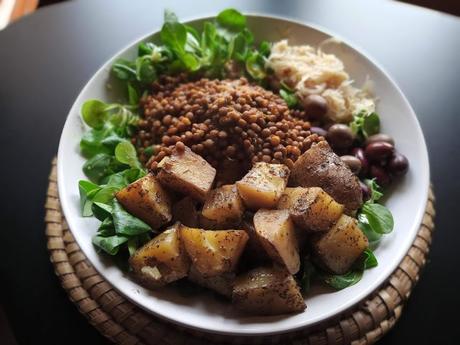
xmin=135 ymin=76 xmax=322 ymax=170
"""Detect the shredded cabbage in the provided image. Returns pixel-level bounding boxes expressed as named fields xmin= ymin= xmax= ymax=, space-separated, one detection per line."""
xmin=267 ymin=40 xmax=375 ymax=123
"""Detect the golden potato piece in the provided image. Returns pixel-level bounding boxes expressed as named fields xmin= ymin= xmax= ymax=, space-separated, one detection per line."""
xmin=236 ymin=162 xmax=290 ymax=209
xmin=157 ymin=146 xmax=216 ymax=202
xmin=232 ymin=267 xmax=305 ymax=315
xmin=129 ymin=223 xmax=190 ymax=288
xmin=179 ymin=225 xmax=249 ymax=277
xmin=115 ymin=173 xmax=172 ymax=229
xmin=201 ymin=185 xmax=245 ymax=228
xmin=290 ymin=141 xmax=362 ymax=211
xmin=313 ymin=214 xmax=369 ymax=274
xmin=278 ymin=187 xmax=344 ymax=232
xmin=188 ymin=266 xmax=234 ymax=298
xmin=172 ymin=196 xmax=200 ymax=227
xmin=253 ymin=209 xmax=300 ymax=274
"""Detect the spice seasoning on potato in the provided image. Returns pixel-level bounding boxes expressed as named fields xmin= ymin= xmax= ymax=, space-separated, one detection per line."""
xmin=253 ymin=209 xmax=300 ymax=274
xmin=179 ymin=225 xmax=249 ymax=277
xmin=232 ymin=266 xmax=305 ymax=315
xmin=278 ymin=187 xmax=344 ymax=232
xmin=129 ymin=223 xmax=190 ymax=288
xmin=188 ymin=266 xmax=235 ymax=298
xmin=312 ymin=214 xmax=369 ymax=274
xmin=236 ymin=162 xmax=290 ymax=209
xmin=115 ymin=173 xmax=172 ymax=230
xmin=290 ymin=141 xmax=363 ymax=211
xmin=157 ymin=145 xmax=216 ymax=202
xmin=201 ymin=184 xmax=245 ymax=228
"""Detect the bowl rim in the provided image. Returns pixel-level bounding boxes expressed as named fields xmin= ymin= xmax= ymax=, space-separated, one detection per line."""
xmin=57 ymin=12 xmax=430 ymax=336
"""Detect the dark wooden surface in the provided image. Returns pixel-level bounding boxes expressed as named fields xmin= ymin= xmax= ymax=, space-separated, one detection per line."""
xmin=0 ymin=0 xmax=459 ymax=344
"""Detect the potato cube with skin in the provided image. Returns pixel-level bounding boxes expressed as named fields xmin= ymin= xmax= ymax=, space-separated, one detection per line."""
xmin=313 ymin=214 xmax=369 ymax=274
xmin=236 ymin=162 xmax=290 ymax=209
xmin=129 ymin=223 xmax=190 ymax=288
xmin=253 ymin=209 xmax=300 ymax=274
xmin=172 ymin=196 xmax=200 ymax=227
xmin=232 ymin=267 xmax=305 ymax=315
xmin=278 ymin=187 xmax=344 ymax=232
xmin=188 ymin=266 xmax=234 ymax=298
xmin=240 ymin=218 xmax=270 ymax=262
xmin=157 ymin=146 xmax=216 ymax=202
xmin=290 ymin=141 xmax=362 ymax=211
xmin=179 ymin=225 xmax=249 ymax=277
xmin=115 ymin=173 xmax=172 ymax=229
xmin=201 ymin=185 xmax=245 ymax=228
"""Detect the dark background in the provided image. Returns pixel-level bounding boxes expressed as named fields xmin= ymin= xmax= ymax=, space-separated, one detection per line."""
xmin=37 ymin=0 xmax=460 ymax=17
xmin=1 ymin=0 xmax=459 ymax=344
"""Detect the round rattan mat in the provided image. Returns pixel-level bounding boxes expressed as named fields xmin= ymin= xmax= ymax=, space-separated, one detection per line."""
xmin=45 ymin=158 xmax=435 ymax=345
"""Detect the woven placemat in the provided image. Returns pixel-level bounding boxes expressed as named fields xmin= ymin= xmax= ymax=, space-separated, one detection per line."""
xmin=45 ymin=158 xmax=435 ymax=345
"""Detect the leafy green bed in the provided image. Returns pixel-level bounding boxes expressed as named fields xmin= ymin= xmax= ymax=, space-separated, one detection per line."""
xmin=77 ymin=8 xmax=394 ymax=292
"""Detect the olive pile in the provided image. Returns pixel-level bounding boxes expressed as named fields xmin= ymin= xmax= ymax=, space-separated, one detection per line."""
xmin=325 ymin=124 xmax=409 ymax=196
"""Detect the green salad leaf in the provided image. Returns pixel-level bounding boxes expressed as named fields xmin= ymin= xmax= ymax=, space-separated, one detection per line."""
xmin=323 ymin=250 xmax=379 ymax=288
xmin=300 ymin=249 xmax=378 ymax=292
xmin=350 ymin=110 xmax=380 ymax=141
xmin=78 ymin=180 xmax=100 ymax=217
xmin=216 ymin=8 xmax=246 ymax=31
xmin=111 ymin=8 xmax=269 ymax=88
xmin=364 ymin=178 xmax=383 ymax=203
xmin=81 ymin=100 xmax=109 ymax=129
xmin=280 ymin=89 xmax=298 ymax=108
xmin=114 ymin=141 xmax=142 ymax=169
xmin=112 ymin=59 xmax=137 ymax=81
xmin=361 ymin=203 xmax=394 ymax=234
xmin=92 ymin=235 xmax=130 ymax=256
xmin=358 ymin=214 xmax=383 ymax=245
xmin=112 ymin=200 xmax=151 ymax=236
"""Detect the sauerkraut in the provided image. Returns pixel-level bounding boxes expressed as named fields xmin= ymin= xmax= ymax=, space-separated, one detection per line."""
xmin=267 ymin=40 xmax=375 ymax=123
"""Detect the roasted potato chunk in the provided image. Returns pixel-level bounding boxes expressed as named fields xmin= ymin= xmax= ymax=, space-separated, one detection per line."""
xmin=157 ymin=146 xmax=216 ymax=202
xmin=232 ymin=267 xmax=305 ymax=315
xmin=313 ymin=214 xmax=369 ymax=274
xmin=129 ymin=223 xmax=190 ymax=287
xmin=236 ymin=162 xmax=290 ymax=209
xmin=253 ymin=209 xmax=300 ymax=274
xmin=290 ymin=141 xmax=362 ymax=211
xmin=179 ymin=225 xmax=249 ymax=277
xmin=115 ymin=173 xmax=172 ymax=229
xmin=201 ymin=185 xmax=245 ymax=228
xmin=278 ymin=187 xmax=344 ymax=232
xmin=172 ymin=196 xmax=200 ymax=227
xmin=240 ymin=217 xmax=270 ymax=262
xmin=188 ymin=266 xmax=234 ymax=298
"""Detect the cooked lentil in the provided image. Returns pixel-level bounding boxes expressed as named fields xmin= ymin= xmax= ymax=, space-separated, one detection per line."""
xmin=135 ymin=76 xmax=323 ymax=172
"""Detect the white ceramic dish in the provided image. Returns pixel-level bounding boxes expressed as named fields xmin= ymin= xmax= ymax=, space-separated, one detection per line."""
xmin=57 ymin=14 xmax=429 ymax=336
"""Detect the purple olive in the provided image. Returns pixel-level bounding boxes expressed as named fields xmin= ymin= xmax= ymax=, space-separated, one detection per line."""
xmin=365 ymin=133 xmax=395 ymax=147
xmin=370 ymin=165 xmax=391 ymax=186
xmin=388 ymin=152 xmax=409 ymax=176
xmin=327 ymin=124 xmax=354 ymax=150
xmin=340 ymin=155 xmax=362 ymax=174
xmin=360 ymin=181 xmax=371 ymax=201
xmin=365 ymin=141 xmax=394 ymax=162
xmin=304 ymin=95 xmax=328 ymax=120
xmin=352 ymin=147 xmax=369 ymax=174
xmin=310 ymin=126 xmax=328 ymax=137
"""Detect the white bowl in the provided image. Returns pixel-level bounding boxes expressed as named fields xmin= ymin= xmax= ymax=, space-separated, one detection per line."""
xmin=57 ymin=14 xmax=429 ymax=336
